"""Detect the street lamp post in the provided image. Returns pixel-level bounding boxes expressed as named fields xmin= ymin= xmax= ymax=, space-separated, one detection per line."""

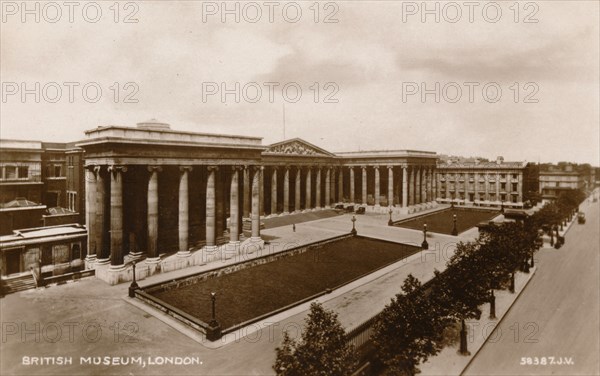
xmin=388 ymin=208 xmax=393 ymax=226
xmin=489 ymin=290 xmax=496 ymax=319
xmin=206 ymin=292 xmax=222 ymax=341
xmin=500 ymin=200 xmax=505 ymax=213
xmin=351 ymin=215 xmax=357 ymax=235
xmin=451 ymin=214 xmax=458 ymax=236
xmin=421 ymin=223 xmax=428 ymax=250
xmin=128 ymin=261 xmax=139 ymax=298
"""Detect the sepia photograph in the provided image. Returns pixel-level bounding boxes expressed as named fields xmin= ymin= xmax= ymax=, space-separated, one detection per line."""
xmin=0 ymin=1 xmax=599 ymax=375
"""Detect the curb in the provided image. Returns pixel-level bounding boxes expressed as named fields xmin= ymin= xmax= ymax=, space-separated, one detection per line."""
xmin=460 ymin=267 xmax=538 ymax=375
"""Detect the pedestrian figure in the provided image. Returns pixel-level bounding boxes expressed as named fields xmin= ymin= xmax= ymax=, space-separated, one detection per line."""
xmin=292 ymin=223 xmax=296 ymax=232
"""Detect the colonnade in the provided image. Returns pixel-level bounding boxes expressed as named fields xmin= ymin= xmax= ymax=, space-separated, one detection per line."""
xmin=84 ymin=163 xmax=436 ymax=268
xmin=85 ymin=164 xmax=263 ymax=269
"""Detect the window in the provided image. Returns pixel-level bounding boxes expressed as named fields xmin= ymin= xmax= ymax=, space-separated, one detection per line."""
xmin=501 ymin=183 xmax=506 ymax=190
xmin=5 ymin=166 xmax=16 ymax=179
xmin=67 ymin=191 xmax=77 ymax=211
xmin=501 ymin=174 xmax=506 ymax=179
xmin=18 ymin=166 xmax=28 ymax=179
xmin=501 ymin=194 xmax=506 ymax=201
xmin=512 ymin=174 xmax=518 ymax=179
xmin=512 ymin=183 xmax=518 ymax=192
xmin=71 ymin=244 xmax=81 ymax=260
xmin=54 ymin=165 xmax=62 ymax=178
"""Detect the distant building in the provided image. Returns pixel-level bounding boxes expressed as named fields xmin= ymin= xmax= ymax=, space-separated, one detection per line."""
xmin=435 ymin=156 xmax=538 ymax=208
xmin=539 ymin=162 xmax=594 ymax=199
xmin=0 ymin=140 xmax=84 ymax=235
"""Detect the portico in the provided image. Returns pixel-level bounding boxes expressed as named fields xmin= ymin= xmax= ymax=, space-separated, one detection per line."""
xmin=78 ymin=120 xmax=266 ymax=284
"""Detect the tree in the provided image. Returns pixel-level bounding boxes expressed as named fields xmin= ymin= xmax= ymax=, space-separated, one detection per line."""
xmin=432 ymin=241 xmax=490 ymax=322
xmin=273 ymin=302 xmax=356 ymax=376
xmin=372 ymin=275 xmax=447 ymax=376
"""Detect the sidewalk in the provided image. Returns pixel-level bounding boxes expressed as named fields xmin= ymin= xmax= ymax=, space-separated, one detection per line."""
xmin=419 ymin=268 xmax=537 ymax=376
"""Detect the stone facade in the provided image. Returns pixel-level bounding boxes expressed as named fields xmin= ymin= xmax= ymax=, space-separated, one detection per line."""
xmin=435 ymin=156 xmax=534 ymax=208
xmin=77 ymin=121 xmax=438 ymax=284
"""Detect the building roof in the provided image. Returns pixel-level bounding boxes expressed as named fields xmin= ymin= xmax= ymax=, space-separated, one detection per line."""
xmin=0 ymin=198 xmax=42 ymax=209
xmin=0 ymin=224 xmax=86 ymax=247
xmin=438 ymin=160 xmax=526 ymax=169
xmin=46 ymin=207 xmax=75 ymax=215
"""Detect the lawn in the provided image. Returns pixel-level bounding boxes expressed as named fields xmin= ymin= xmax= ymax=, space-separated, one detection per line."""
xmin=150 ymin=237 xmax=419 ymax=329
xmin=394 ymin=207 xmax=500 ymax=235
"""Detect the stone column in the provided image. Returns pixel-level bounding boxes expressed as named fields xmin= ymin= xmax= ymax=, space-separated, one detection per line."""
xmin=315 ymin=167 xmax=322 ymax=209
xmin=229 ymin=167 xmax=240 ymax=244
xmin=350 ymin=167 xmax=355 ymax=203
xmin=251 ymin=166 xmax=261 ymax=240
xmin=283 ymin=167 xmax=290 ymax=214
xmin=271 ymin=167 xmax=278 ymax=215
xmin=109 ymin=165 xmax=126 ymax=268
xmin=305 ymin=167 xmax=312 ymax=209
xmin=338 ymin=167 xmax=344 ymax=202
xmin=206 ymin=166 xmax=218 ymax=249
xmin=427 ymin=168 xmax=431 ymax=202
xmin=95 ymin=166 xmax=108 ymax=263
xmin=243 ymin=166 xmax=250 ymax=218
xmin=178 ymin=166 xmax=192 ymax=256
xmin=402 ymin=166 xmax=408 ymax=207
xmin=147 ymin=166 xmax=161 ymax=261
xmin=424 ymin=168 xmax=430 ymax=202
xmin=374 ymin=166 xmax=380 ymax=206
xmin=420 ymin=167 xmax=425 ymax=203
xmin=421 ymin=167 xmax=427 ymax=203
xmin=409 ymin=167 xmax=415 ymax=206
xmin=361 ymin=166 xmax=367 ymax=205
xmin=294 ymin=168 xmax=301 ymax=212
xmin=416 ymin=167 xmax=422 ymax=204
xmin=433 ymin=169 xmax=437 ymax=201
xmin=85 ymin=166 xmax=97 ymax=263
xmin=388 ymin=166 xmax=394 ymax=206
xmin=325 ymin=167 xmax=331 ymax=208
xmin=259 ymin=167 xmax=264 ymax=216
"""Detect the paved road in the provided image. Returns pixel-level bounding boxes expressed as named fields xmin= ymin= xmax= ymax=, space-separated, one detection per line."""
xmin=464 ymin=199 xmax=600 ymax=376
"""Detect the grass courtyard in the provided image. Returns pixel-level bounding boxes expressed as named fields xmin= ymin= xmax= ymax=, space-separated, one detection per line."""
xmin=394 ymin=207 xmax=500 ymax=235
xmin=150 ymin=237 xmax=419 ymax=329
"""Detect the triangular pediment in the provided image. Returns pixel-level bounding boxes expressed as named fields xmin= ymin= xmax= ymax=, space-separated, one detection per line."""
xmin=264 ymin=138 xmax=335 ymax=157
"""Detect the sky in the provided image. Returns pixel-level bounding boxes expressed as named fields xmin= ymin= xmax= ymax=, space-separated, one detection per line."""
xmin=1 ymin=0 xmax=599 ymax=164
